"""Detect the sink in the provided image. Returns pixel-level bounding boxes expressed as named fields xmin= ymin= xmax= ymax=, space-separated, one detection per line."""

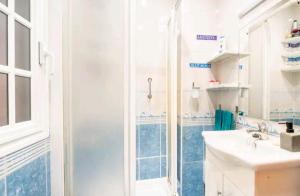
xmin=202 ymin=130 xmax=300 ymax=170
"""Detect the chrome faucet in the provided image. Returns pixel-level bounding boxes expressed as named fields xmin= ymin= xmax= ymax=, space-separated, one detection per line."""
xmin=247 ymin=122 xmax=268 ymax=134
xmin=257 ymin=122 xmax=269 ymax=134
xmin=247 ymin=121 xmax=270 ymax=140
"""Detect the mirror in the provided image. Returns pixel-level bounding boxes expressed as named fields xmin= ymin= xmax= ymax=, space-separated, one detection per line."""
xmin=238 ymin=1 xmax=300 ymax=125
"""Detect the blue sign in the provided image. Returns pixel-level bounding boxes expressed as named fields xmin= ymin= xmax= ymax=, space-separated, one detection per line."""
xmin=197 ymin=34 xmax=217 ymax=41
xmin=190 ymin=63 xmax=211 ymax=68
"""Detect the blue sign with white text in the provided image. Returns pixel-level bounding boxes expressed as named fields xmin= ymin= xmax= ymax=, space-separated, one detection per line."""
xmin=190 ymin=63 xmax=211 ymax=68
xmin=197 ymin=34 xmax=217 ymax=41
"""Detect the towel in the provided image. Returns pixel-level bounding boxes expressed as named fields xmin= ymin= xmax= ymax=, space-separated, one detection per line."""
xmin=221 ymin=111 xmax=234 ymax=130
xmin=214 ymin=109 xmax=222 ymax=130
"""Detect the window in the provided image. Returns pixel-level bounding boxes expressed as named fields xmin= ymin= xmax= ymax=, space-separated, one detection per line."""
xmin=0 ymin=0 xmax=49 ymax=147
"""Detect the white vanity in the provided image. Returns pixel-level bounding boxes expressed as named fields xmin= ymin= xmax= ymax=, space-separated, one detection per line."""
xmin=203 ymin=130 xmax=300 ymax=196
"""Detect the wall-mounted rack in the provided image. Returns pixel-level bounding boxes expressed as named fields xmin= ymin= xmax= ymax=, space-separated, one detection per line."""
xmin=207 ymin=51 xmax=250 ymax=64
xmin=281 ymin=65 xmax=300 ymax=72
xmin=282 ymin=36 xmax=300 ymax=45
xmin=206 ymin=83 xmax=251 ymax=91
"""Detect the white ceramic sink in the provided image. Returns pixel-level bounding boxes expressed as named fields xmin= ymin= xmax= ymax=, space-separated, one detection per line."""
xmin=202 ymin=130 xmax=300 ymax=170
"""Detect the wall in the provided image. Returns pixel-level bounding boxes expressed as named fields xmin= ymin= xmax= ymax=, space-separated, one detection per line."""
xmin=178 ymin=1 xmax=218 ymax=196
xmin=135 ymin=0 xmax=173 ymax=117
xmin=135 ymin=0 xmax=173 ymax=181
xmin=180 ymin=0 xmax=217 ymax=117
xmin=177 ymin=0 xmax=244 ymax=195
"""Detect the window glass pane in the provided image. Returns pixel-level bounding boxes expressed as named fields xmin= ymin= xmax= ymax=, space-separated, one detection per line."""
xmin=0 ymin=11 xmax=8 ymax=65
xmin=15 ymin=0 xmax=30 ymax=21
xmin=0 ymin=0 xmax=7 ymax=6
xmin=0 ymin=73 xmax=8 ymax=126
xmin=15 ymin=76 xmax=31 ymax=123
xmin=15 ymin=21 xmax=31 ymax=70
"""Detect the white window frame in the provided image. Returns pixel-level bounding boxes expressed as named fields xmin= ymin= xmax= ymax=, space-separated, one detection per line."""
xmin=0 ymin=0 xmax=49 ymax=157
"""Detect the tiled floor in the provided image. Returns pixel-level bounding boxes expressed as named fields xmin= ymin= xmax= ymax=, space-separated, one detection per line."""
xmin=136 ymin=178 xmax=170 ymax=196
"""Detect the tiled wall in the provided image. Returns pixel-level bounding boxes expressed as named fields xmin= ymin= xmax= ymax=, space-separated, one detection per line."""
xmin=0 ymin=152 xmax=51 ymax=196
xmin=136 ymin=123 xmax=167 ymax=180
xmin=177 ymin=118 xmax=215 ymax=196
xmin=270 ymin=111 xmax=300 ymax=126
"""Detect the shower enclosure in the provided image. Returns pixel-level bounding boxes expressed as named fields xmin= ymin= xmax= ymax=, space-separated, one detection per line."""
xmin=63 ymin=0 xmax=180 ymax=195
xmin=132 ymin=0 xmax=180 ymax=195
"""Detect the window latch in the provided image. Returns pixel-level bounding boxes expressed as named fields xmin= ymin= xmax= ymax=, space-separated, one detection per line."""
xmin=38 ymin=42 xmax=54 ymax=76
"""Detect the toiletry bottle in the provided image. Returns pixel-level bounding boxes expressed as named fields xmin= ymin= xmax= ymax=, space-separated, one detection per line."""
xmin=286 ymin=122 xmax=295 ymax=133
xmin=280 ymin=122 xmax=300 ymax=152
xmin=291 ymin=20 xmax=299 ymax=37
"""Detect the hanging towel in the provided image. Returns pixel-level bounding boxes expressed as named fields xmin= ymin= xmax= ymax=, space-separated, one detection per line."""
xmin=221 ymin=111 xmax=234 ymax=130
xmin=214 ymin=109 xmax=222 ymax=130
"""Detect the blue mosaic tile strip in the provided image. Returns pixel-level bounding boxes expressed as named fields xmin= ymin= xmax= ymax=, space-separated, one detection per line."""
xmin=189 ymin=63 xmax=211 ymax=69
xmin=196 ymin=34 xmax=217 ymax=40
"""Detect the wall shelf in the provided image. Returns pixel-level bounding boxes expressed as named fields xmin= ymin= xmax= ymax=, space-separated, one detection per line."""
xmin=281 ymin=65 xmax=300 ymax=72
xmin=206 ymin=83 xmax=251 ymax=91
xmin=207 ymin=51 xmax=250 ymax=64
xmin=282 ymin=36 xmax=300 ymax=45
xmin=282 ymin=51 xmax=300 ymax=58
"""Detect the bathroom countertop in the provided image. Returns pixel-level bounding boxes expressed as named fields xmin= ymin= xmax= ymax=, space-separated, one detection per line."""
xmin=202 ymin=130 xmax=300 ymax=171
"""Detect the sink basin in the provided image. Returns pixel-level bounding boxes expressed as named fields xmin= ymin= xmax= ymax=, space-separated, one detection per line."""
xmin=202 ymin=130 xmax=300 ymax=170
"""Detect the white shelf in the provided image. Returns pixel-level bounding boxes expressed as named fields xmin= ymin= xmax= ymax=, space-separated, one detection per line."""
xmin=207 ymin=51 xmax=249 ymax=64
xmin=281 ymin=65 xmax=300 ymax=72
xmin=282 ymin=36 xmax=300 ymax=45
xmin=282 ymin=51 xmax=300 ymax=58
xmin=206 ymin=83 xmax=251 ymax=91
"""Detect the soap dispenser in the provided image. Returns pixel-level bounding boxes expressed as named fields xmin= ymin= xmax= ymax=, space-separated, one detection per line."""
xmin=280 ymin=122 xmax=300 ymax=152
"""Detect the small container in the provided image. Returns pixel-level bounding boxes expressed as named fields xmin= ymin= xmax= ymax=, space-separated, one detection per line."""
xmin=280 ymin=122 xmax=300 ymax=152
xmin=291 ymin=20 xmax=300 ymax=37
